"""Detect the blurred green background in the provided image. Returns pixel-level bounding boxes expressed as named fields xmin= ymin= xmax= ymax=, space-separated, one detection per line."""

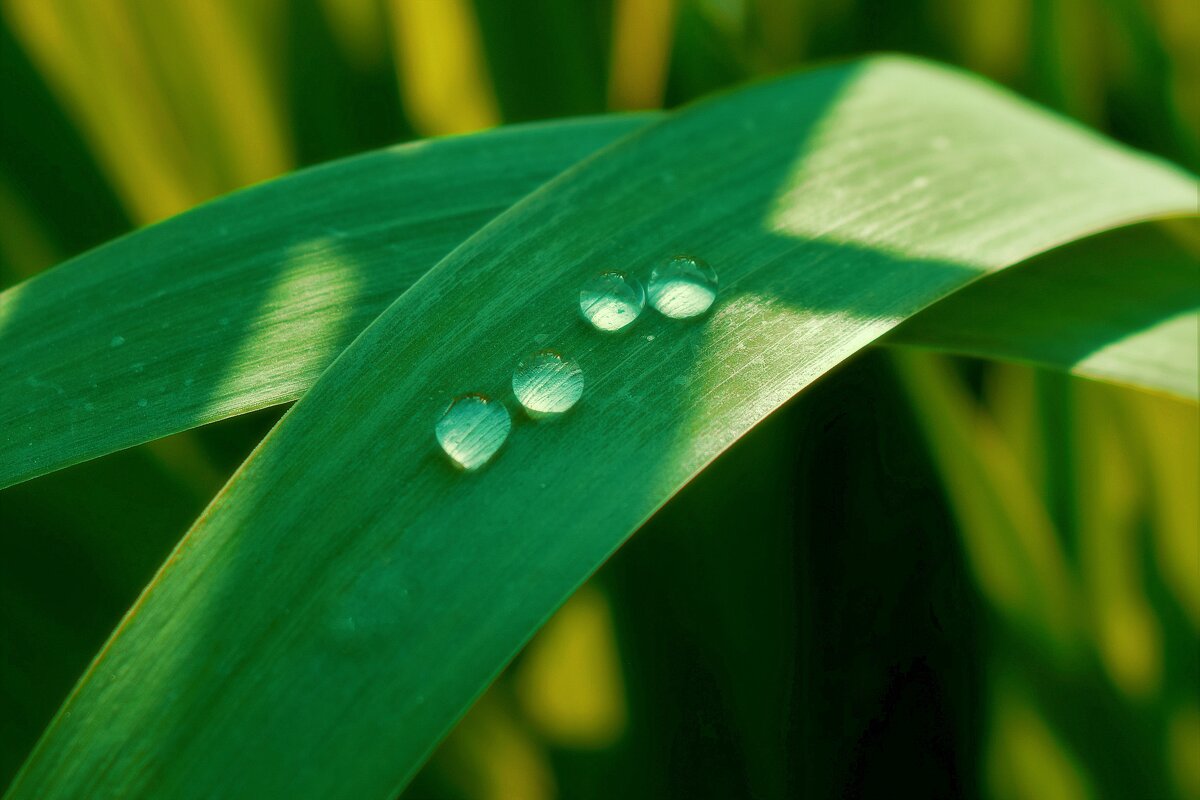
xmin=0 ymin=1 xmax=1196 ymax=797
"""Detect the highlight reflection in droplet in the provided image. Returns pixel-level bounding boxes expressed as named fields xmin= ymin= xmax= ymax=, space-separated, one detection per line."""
xmin=647 ymin=255 xmax=718 ymax=318
xmin=435 ymin=393 xmax=511 ymax=471
xmin=579 ymin=271 xmax=645 ymax=332
xmin=512 ymin=350 xmax=584 ymax=418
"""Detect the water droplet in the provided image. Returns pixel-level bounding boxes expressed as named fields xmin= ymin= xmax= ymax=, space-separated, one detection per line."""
xmin=110 ymin=335 xmax=125 ymax=347
xmin=648 ymin=256 xmax=718 ymax=318
xmin=435 ymin=394 xmax=511 ymax=471
xmin=512 ymin=351 xmax=584 ymax=419
xmin=579 ymin=272 xmax=644 ymax=332
xmin=137 ymin=398 xmax=148 ymax=408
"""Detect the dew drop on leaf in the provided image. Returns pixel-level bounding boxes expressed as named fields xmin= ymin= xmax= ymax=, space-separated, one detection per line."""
xmin=435 ymin=394 xmax=511 ymax=471
xmin=647 ymin=256 xmax=718 ymax=318
xmin=512 ymin=350 xmax=584 ymax=419
xmin=579 ymin=271 xmax=645 ymax=332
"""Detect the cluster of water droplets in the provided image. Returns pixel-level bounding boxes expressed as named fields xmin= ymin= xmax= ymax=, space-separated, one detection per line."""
xmin=435 ymin=255 xmax=719 ymax=471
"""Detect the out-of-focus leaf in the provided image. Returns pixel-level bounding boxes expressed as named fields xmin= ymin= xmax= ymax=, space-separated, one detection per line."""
xmin=387 ymin=0 xmax=499 ymax=135
xmin=469 ymin=0 xmax=609 ymax=120
xmin=1 ymin=0 xmax=293 ymax=222
xmin=892 ymin=349 xmax=1082 ymax=649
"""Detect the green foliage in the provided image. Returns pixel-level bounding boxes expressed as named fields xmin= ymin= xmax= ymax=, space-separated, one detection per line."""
xmin=4 ymin=56 xmax=1194 ymax=799
xmin=1 ymin=2 xmax=1197 ymax=798
xmin=0 ymin=116 xmax=651 ymax=489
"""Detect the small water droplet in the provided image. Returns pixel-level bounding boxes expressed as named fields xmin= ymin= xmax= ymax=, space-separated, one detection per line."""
xmin=646 ymin=335 xmax=655 ymax=341
xmin=512 ymin=351 xmax=584 ymax=418
xmin=435 ymin=394 xmax=511 ymax=471
xmin=137 ymin=398 xmax=148 ymax=408
xmin=648 ymin=256 xmax=718 ymax=318
xmin=579 ymin=271 xmax=645 ymax=332
xmin=110 ymin=335 xmax=125 ymax=347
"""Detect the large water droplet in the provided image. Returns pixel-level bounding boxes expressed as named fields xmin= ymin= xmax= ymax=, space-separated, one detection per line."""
xmin=579 ymin=271 xmax=645 ymax=332
xmin=647 ymin=255 xmax=718 ymax=318
xmin=512 ymin=351 xmax=584 ymax=418
xmin=435 ymin=394 xmax=511 ymax=471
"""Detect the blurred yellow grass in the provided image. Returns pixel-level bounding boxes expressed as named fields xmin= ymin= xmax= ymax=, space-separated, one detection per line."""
xmin=1074 ymin=380 xmax=1163 ymax=699
xmin=608 ymin=0 xmax=676 ymax=110
xmin=514 ymin=584 xmax=627 ymax=749
xmin=2 ymin=0 xmax=292 ymax=224
xmin=1132 ymin=389 xmax=1200 ymax=628
xmin=895 ymin=351 xmax=1082 ymax=651
xmin=937 ymin=0 xmax=1029 ymax=82
xmin=434 ymin=692 xmax=555 ymax=800
xmin=319 ymin=0 xmax=389 ymax=72
xmin=1168 ymin=704 xmax=1200 ymax=800
xmin=0 ymin=175 xmax=60 ymax=280
xmin=1147 ymin=0 xmax=1200 ymax=157
xmin=987 ymin=674 xmax=1094 ymax=800
xmin=387 ymin=0 xmax=498 ymax=136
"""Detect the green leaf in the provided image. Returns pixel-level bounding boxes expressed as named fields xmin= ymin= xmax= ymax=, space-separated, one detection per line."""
xmin=889 ymin=218 xmax=1200 ymax=399
xmin=0 ymin=115 xmax=653 ymax=490
xmin=4 ymin=118 xmax=1196 ymax=496
xmin=9 ymin=56 xmax=1193 ymax=799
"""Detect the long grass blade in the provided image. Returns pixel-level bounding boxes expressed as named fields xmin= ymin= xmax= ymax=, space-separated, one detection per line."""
xmin=6 ymin=56 xmax=1194 ymax=799
xmin=0 ymin=116 xmax=652 ymax=489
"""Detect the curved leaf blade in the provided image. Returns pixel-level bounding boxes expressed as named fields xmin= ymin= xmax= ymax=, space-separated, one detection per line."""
xmin=4 ymin=114 xmax=1196 ymax=495
xmin=7 ymin=56 xmax=1197 ymax=800
xmin=889 ymin=218 xmax=1200 ymax=398
xmin=0 ymin=115 xmax=653 ymax=489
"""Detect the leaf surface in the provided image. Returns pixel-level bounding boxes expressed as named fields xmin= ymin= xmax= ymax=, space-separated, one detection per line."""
xmin=3 ymin=118 xmax=1196 ymax=493
xmin=0 ymin=116 xmax=652 ymax=489
xmin=7 ymin=57 xmax=1196 ymax=800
